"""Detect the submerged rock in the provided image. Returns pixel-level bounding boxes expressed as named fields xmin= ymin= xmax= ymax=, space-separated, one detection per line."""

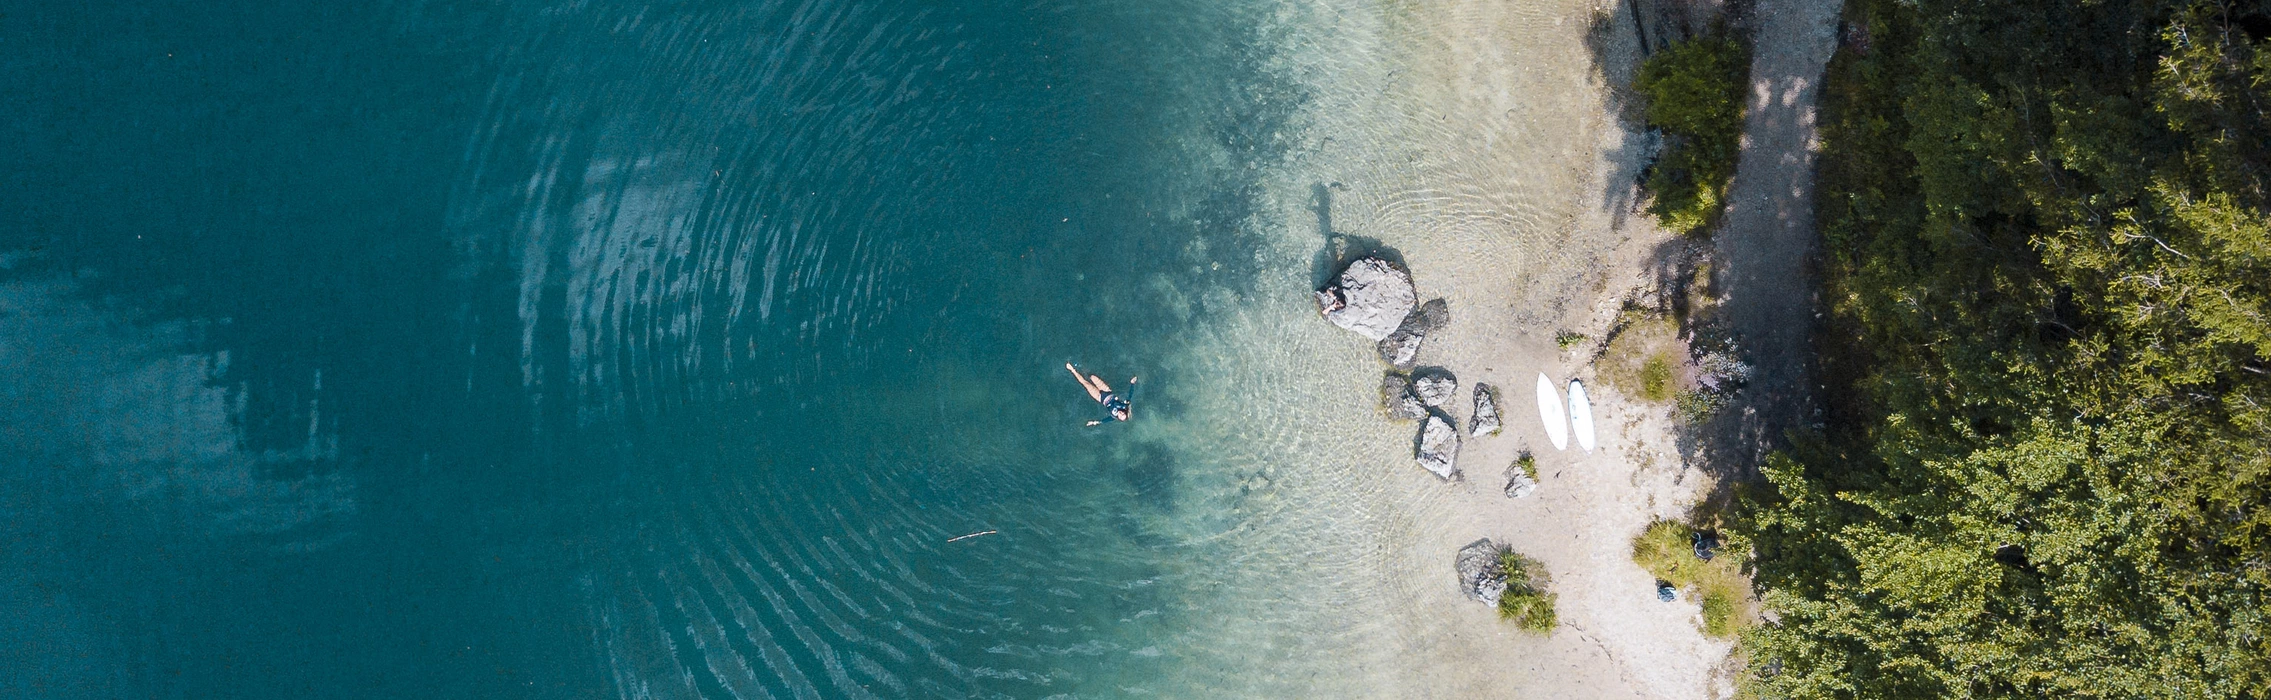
xmin=1456 ymin=538 xmax=1508 ymax=604
xmin=1381 ymin=373 xmax=1428 ymax=421
xmin=1373 ymin=298 xmax=1449 ymax=369
xmin=1315 ymin=257 xmax=1417 ymax=341
xmin=1417 ymin=411 xmax=1461 ymax=478
xmin=1470 ymin=382 xmax=1503 ymax=436
xmin=1408 ymin=298 xmax=1450 ymax=333
xmin=1412 ymin=369 xmax=1457 ymax=407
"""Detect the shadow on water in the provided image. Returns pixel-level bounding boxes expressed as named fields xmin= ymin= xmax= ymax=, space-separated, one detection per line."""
xmin=1308 ymin=182 xmax=1405 ymax=290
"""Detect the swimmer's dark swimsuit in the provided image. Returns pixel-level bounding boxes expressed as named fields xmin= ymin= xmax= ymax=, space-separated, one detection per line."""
xmin=1100 ymin=392 xmax=1130 ymax=420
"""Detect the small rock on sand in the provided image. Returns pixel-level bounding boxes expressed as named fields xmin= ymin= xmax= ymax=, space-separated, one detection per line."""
xmin=1504 ymin=467 xmax=1537 ymax=498
xmin=1314 ymin=257 xmax=1417 ymax=341
xmin=1417 ymin=411 xmax=1461 ymax=478
xmin=1456 ymin=538 xmax=1508 ymax=603
xmin=1413 ymin=369 xmax=1457 ymax=407
xmin=1381 ymin=373 xmax=1428 ymax=421
xmin=1470 ymin=383 xmax=1502 ymax=436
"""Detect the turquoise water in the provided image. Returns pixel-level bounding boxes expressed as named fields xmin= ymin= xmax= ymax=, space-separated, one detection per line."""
xmin=0 ymin=0 xmax=1371 ymax=696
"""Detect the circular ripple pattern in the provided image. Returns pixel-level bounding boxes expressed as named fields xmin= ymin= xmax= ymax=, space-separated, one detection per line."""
xmin=438 ymin=0 xmax=1335 ymax=696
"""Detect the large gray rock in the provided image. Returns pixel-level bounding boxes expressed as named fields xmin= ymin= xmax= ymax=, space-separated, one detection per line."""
xmin=1470 ymin=383 xmax=1502 ymax=436
xmin=1413 ymin=370 xmax=1457 ymax=407
xmin=1381 ymin=373 xmax=1427 ymax=421
xmin=1456 ymin=538 xmax=1508 ymax=603
xmin=1315 ymin=257 xmax=1417 ymax=341
xmin=1417 ymin=412 xmax=1461 ymax=478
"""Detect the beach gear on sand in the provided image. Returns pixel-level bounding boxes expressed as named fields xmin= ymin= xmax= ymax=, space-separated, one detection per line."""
xmin=1569 ymin=380 xmax=1596 ymax=453
xmin=1535 ymin=373 xmax=1569 ymax=450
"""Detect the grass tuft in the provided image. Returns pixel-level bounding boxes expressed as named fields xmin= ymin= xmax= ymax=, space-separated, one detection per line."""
xmin=1494 ymin=548 xmax=1558 ymax=632
xmin=1599 ymin=316 xmax=1683 ymax=404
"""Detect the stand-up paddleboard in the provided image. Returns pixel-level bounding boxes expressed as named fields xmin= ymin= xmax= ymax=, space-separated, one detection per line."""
xmin=1536 ymin=373 xmax=1569 ymax=450
xmin=1568 ymin=379 xmax=1596 ymax=453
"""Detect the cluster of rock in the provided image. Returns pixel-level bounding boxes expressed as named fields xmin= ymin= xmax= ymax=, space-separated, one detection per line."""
xmin=1320 ymin=258 xmax=1550 ymax=613
xmin=1381 ymin=367 xmax=1462 ymax=478
xmin=1321 ymin=256 xmax=1521 ymax=482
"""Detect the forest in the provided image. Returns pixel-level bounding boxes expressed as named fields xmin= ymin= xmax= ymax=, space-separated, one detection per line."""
xmin=1731 ymin=0 xmax=2271 ymax=696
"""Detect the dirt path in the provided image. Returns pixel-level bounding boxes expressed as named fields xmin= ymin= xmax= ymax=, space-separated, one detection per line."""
xmin=1711 ymin=0 xmax=1843 ymax=468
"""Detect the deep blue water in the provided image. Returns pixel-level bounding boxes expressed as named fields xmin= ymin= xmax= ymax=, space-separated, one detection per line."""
xmin=1 ymin=0 xmax=1311 ymax=696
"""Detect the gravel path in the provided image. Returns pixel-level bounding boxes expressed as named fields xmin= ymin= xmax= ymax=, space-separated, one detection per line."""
xmin=1711 ymin=0 xmax=1842 ymax=469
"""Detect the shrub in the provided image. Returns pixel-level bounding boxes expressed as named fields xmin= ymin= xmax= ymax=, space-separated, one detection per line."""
xmin=1674 ymin=390 xmax=1725 ymax=424
xmin=1634 ymin=26 xmax=1750 ymax=236
xmin=1631 ymin=520 xmax=1751 ymax=638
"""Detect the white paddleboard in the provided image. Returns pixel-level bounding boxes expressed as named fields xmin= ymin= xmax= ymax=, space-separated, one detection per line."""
xmin=1569 ymin=379 xmax=1596 ymax=453
xmin=1535 ymin=373 xmax=1569 ymax=451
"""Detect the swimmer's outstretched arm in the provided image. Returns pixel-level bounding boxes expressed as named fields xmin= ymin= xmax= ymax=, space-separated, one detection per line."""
xmin=1065 ymin=363 xmax=1104 ymax=402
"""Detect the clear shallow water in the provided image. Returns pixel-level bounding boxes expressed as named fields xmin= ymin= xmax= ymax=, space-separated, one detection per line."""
xmin=3 ymin=0 xmax=1623 ymax=695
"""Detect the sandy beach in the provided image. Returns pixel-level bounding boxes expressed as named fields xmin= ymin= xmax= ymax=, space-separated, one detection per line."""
xmin=1133 ymin=0 xmax=1836 ymax=695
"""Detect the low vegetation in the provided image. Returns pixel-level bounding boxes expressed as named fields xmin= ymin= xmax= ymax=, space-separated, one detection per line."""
xmin=1733 ymin=0 xmax=2271 ymax=696
xmin=1599 ymin=315 xmax=1682 ymax=403
xmin=1632 ymin=520 xmax=1750 ymax=638
xmin=1496 ymin=549 xmax=1558 ymax=632
xmin=1634 ymin=25 xmax=1750 ymax=236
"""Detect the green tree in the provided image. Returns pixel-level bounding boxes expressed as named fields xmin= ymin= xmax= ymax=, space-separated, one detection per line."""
xmin=1734 ymin=0 xmax=2271 ymax=697
xmin=1635 ymin=27 xmax=1750 ymax=235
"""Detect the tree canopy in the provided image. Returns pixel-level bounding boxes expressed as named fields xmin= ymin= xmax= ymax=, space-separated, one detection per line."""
xmin=1635 ymin=26 xmax=1751 ymax=235
xmin=1735 ymin=0 xmax=2271 ymax=696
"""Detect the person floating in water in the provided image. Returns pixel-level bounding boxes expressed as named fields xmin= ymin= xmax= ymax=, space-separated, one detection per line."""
xmin=1064 ymin=363 xmax=1133 ymax=426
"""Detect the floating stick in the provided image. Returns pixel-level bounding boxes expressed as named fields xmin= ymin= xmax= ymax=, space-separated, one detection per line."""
xmin=946 ymin=530 xmax=998 ymax=543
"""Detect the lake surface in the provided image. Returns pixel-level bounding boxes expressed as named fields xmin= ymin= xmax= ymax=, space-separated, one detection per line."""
xmin=0 ymin=0 xmax=1341 ymax=696
xmin=3 ymin=0 xmax=1627 ymax=695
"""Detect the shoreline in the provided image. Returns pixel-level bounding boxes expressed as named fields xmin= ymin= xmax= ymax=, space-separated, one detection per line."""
xmin=1194 ymin=0 xmax=1827 ymax=695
